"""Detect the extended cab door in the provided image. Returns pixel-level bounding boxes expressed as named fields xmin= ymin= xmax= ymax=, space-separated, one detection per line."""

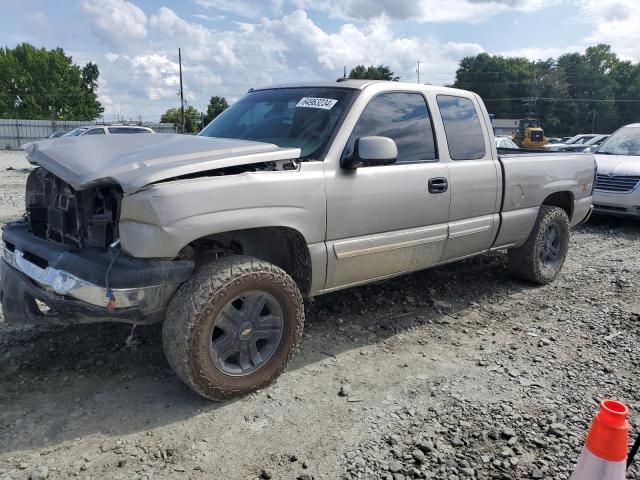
xmin=432 ymin=93 xmax=501 ymax=261
xmin=323 ymin=90 xmax=451 ymax=291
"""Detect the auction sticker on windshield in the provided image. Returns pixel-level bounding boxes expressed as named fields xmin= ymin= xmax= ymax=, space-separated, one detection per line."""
xmin=296 ymin=97 xmax=338 ymax=109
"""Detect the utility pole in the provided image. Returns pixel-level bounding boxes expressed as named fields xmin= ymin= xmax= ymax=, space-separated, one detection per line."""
xmin=416 ymin=61 xmax=420 ymax=84
xmin=179 ymin=48 xmax=185 ymax=134
xmin=343 ymin=65 xmax=347 ymax=78
xmin=529 ymin=62 xmax=536 ymax=118
xmin=14 ymin=95 xmax=22 ymax=148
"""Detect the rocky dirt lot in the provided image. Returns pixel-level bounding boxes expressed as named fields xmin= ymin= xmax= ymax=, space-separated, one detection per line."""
xmin=1 ymin=150 xmax=640 ymax=480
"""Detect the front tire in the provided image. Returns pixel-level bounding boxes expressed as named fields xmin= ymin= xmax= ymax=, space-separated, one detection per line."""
xmin=162 ymin=255 xmax=304 ymax=401
xmin=507 ymin=205 xmax=570 ymax=285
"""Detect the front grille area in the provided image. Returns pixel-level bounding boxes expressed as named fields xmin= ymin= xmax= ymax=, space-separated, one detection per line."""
xmin=26 ymin=168 xmax=122 ymax=250
xmin=594 ymin=173 xmax=640 ymax=193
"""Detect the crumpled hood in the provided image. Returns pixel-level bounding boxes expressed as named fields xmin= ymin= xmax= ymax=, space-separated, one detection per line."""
xmin=594 ymin=154 xmax=640 ymax=176
xmin=23 ymin=134 xmax=301 ymax=194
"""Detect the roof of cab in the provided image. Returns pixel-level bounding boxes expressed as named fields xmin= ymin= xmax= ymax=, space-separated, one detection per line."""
xmin=252 ymin=79 xmax=382 ymax=91
xmin=250 ymin=79 xmax=472 ymax=96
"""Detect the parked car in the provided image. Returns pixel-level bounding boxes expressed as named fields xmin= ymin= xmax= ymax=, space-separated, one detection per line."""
xmin=560 ymin=134 xmax=610 ymax=152
xmin=495 ymin=136 xmax=519 ymax=149
xmin=592 ymin=124 xmax=640 ymax=217
xmin=2 ymin=80 xmax=595 ymax=401
xmin=62 ymin=125 xmax=154 ymax=137
xmin=48 ymin=131 xmax=67 ymax=139
xmin=543 ymin=134 xmax=598 ymax=151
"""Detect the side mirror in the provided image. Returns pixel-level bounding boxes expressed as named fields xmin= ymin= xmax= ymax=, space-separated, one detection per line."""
xmin=341 ymin=136 xmax=398 ymax=169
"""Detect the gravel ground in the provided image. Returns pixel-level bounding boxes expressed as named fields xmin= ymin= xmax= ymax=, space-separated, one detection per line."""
xmin=1 ymin=150 xmax=640 ymax=480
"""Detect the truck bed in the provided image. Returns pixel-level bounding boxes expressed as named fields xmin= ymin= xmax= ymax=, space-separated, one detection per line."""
xmin=490 ymin=150 xmax=595 ymax=249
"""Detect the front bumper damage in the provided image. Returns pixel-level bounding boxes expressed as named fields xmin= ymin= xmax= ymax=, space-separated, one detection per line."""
xmin=0 ymin=223 xmax=194 ymax=325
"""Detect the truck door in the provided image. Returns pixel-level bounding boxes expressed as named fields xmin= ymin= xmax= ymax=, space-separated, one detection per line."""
xmin=434 ymin=94 xmax=500 ymax=261
xmin=324 ymin=91 xmax=451 ymax=291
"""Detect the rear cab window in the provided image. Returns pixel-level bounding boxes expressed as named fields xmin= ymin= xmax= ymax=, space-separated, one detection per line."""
xmin=84 ymin=127 xmax=105 ymax=135
xmin=344 ymin=92 xmax=438 ymax=164
xmin=436 ymin=95 xmax=486 ymax=160
xmin=108 ymin=127 xmax=150 ymax=134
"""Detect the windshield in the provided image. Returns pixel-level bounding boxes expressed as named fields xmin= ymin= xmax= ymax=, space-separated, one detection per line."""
xmin=564 ymin=135 xmax=582 ymax=145
xmin=199 ymin=87 xmax=357 ymax=159
xmin=596 ymin=126 xmax=640 ymax=156
xmin=585 ymin=135 xmax=608 ymax=145
xmin=574 ymin=135 xmax=595 ymax=145
xmin=63 ymin=127 xmax=89 ymax=137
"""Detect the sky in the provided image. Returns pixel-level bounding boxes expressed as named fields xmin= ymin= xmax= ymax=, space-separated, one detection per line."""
xmin=1 ymin=0 xmax=639 ymax=122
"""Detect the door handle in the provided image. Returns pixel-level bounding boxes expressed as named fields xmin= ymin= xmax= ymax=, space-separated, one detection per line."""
xmin=428 ymin=177 xmax=448 ymax=193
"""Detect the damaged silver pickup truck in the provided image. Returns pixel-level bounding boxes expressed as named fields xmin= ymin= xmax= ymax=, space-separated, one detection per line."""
xmin=1 ymin=80 xmax=595 ymax=400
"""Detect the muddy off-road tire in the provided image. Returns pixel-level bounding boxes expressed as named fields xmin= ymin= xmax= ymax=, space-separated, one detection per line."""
xmin=162 ymin=255 xmax=304 ymax=401
xmin=507 ymin=205 xmax=570 ymax=285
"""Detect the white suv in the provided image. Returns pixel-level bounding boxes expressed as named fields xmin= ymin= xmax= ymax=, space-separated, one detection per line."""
xmin=593 ymin=124 xmax=640 ymax=218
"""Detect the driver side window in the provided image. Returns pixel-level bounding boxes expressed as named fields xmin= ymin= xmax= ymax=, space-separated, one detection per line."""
xmin=344 ymin=92 xmax=438 ymax=164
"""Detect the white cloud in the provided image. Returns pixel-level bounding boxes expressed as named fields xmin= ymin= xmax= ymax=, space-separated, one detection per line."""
xmin=193 ymin=0 xmax=264 ymax=19
xmin=497 ymin=46 xmax=585 ymax=61
xmin=580 ymin=0 xmax=640 ymax=61
xmin=82 ymin=0 xmax=147 ymax=47
xmin=289 ymin=0 xmax=556 ymax=23
xmin=262 ymin=11 xmax=483 ymax=82
xmin=193 ymin=13 xmax=226 ymax=22
xmin=149 ymin=7 xmax=238 ymax=64
xmin=131 ymin=54 xmax=181 ymax=100
xmin=89 ymin=6 xmax=485 ymax=120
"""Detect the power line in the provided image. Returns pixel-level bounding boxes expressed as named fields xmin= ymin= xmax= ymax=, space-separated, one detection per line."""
xmin=484 ymin=97 xmax=640 ymax=103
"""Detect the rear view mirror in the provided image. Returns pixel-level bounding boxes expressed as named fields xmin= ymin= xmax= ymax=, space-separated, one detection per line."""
xmin=341 ymin=136 xmax=398 ymax=169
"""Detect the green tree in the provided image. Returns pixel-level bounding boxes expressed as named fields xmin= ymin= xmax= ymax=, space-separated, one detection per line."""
xmin=203 ymin=96 xmax=229 ymax=125
xmin=161 ymin=105 xmax=201 ymax=133
xmin=610 ymin=60 xmax=640 ymax=127
xmin=452 ymin=45 xmax=640 ymax=136
xmin=349 ymin=65 xmax=399 ymax=81
xmin=0 ymin=43 xmax=103 ymax=120
xmin=453 ymin=53 xmax=535 ymax=120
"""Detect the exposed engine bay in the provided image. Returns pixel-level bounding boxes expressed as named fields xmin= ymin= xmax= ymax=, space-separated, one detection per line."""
xmin=25 ymin=167 xmax=122 ymax=251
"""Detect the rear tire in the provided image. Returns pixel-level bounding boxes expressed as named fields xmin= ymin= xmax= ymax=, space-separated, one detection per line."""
xmin=162 ymin=255 xmax=304 ymax=401
xmin=507 ymin=206 xmax=570 ymax=285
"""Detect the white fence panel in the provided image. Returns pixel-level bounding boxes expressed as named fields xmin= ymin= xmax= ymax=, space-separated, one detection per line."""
xmin=0 ymin=119 xmax=177 ymax=150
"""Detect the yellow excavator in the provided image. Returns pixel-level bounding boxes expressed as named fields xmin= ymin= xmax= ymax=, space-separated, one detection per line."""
xmin=512 ymin=118 xmax=550 ymax=149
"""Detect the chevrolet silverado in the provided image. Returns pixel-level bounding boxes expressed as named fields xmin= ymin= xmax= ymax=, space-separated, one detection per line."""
xmin=1 ymin=80 xmax=595 ymax=400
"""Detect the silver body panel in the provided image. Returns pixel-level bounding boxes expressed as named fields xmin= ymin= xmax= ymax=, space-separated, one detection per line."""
xmin=22 ymin=134 xmax=301 ymax=194
xmin=19 ymin=80 xmax=595 ymax=300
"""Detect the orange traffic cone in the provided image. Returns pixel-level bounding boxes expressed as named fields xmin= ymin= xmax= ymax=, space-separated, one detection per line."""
xmin=571 ymin=399 xmax=629 ymax=479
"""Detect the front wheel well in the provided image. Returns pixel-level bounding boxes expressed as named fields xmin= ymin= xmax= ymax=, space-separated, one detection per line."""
xmin=180 ymin=227 xmax=312 ymax=296
xmin=542 ymin=191 xmax=573 ymax=221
